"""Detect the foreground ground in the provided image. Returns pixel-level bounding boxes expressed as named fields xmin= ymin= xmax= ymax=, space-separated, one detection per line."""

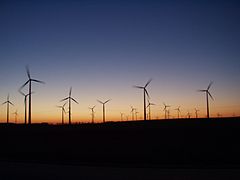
xmin=1 ymin=117 xmax=240 ymax=179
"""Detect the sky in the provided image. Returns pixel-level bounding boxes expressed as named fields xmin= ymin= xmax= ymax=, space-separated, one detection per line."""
xmin=0 ymin=0 xmax=240 ymax=123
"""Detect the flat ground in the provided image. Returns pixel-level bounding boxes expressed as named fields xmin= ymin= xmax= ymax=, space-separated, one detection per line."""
xmin=1 ymin=117 xmax=240 ymax=179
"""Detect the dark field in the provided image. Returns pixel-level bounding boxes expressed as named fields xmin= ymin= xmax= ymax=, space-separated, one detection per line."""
xmin=1 ymin=117 xmax=240 ymax=179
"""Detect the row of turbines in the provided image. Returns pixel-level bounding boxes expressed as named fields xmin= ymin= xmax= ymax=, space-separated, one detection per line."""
xmin=1 ymin=67 xmax=214 ymax=125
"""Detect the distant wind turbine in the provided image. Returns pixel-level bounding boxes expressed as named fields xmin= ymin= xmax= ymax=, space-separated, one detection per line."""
xmin=19 ymin=91 xmax=33 ymax=124
xmin=57 ymin=102 xmax=67 ymax=124
xmin=174 ymin=106 xmax=181 ymax=119
xmin=187 ymin=111 xmax=191 ymax=119
xmin=61 ymin=87 xmax=78 ymax=124
xmin=19 ymin=66 xmax=45 ymax=124
xmin=195 ymin=108 xmax=200 ymax=118
xmin=13 ymin=110 xmax=18 ymax=123
xmin=147 ymin=100 xmax=155 ymax=120
xmin=130 ymin=106 xmax=136 ymax=121
xmin=2 ymin=94 xmax=14 ymax=124
xmin=97 ymin=99 xmax=111 ymax=123
xmin=198 ymin=81 xmax=214 ymax=118
xmin=135 ymin=110 xmax=139 ymax=120
xmin=89 ymin=106 xmax=96 ymax=123
xmin=163 ymin=103 xmax=170 ymax=119
xmin=133 ymin=79 xmax=152 ymax=121
xmin=120 ymin=112 xmax=124 ymax=121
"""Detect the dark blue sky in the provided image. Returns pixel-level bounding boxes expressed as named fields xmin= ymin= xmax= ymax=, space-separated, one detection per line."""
xmin=0 ymin=0 xmax=240 ymax=122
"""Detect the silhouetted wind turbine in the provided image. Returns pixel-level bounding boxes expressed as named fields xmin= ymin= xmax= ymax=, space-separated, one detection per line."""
xmin=187 ymin=111 xmax=191 ymax=119
xmin=97 ymin=99 xmax=111 ymax=123
xmin=2 ymin=94 xmax=14 ymax=124
xmin=135 ymin=111 xmax=139 ymax=120
xmin=198 ymin=81 xmax=214 ymax=118
xmin=174 ymin=106 xmax=181 ymax=119
xmin=133 ymin=79 xmax=152 ymax=121
xmin=13 ymin=110 xmax=18 ymax=123
xmin=195 ymin=108 xmax=200 ymax=118
xmin=163 ymin=103 xmax=170 ymax=119
xmin=19 ymin=91 xmax=33 ymax=124
xmin=130 ymin=106 xmax=136 ymax=121
xmin=89 ymin=106 xmax=96 ymax=123
xmin=147 ymin=100 xmax=155 ymax=120
xmin=61 ymin=87 xmax=78 ymax=125
xmin=19 ymin=66 xmax=45 ymax=124
xmin=57 ymin=102 xmax=67 ymax=124
xmin=120 ymin=112 xmax=124 ymax=121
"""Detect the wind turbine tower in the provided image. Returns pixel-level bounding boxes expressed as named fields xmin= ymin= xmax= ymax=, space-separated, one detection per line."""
xmin=61 ymin=87 xmax=78 ymax=124
xmin=133 ymin=79 xmax=152 ymax=121
xmin=163 ymin=103 xmax=170 ymax=119
xmin=198 ymin=81 xmax=214 ymax=118
xmin=195 ymin=108 xmax=200 ymax=118
xmin=89 ymin=106 xmax=96 ymax=123
xmin=2 ymin=94 xmax=14 ymax=124
xmin=174 ymin=106 xmax=181 ymax=119
xmin=97 ymin=99 xmax=111 ymax=123
xmin=57 ymin=102 xmax=67 ymax=124
xmin=19 ymin=66 xmax=45 ymax=124
xmin=147 ymin=100 xmax=155 ymax=120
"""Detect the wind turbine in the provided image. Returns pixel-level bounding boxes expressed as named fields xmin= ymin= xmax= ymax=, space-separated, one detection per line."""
xmin=187 ymin=111 xmax=191 ymax=119
xmin=2 ymin=94 xmax=14 ymax=124
xmin=97 ymin=99 xmax=111 ymax=123
xmin=174 ymin=106 xmax=181 ymax=119
xmin=19 ymin=91 xmax=33 ymax=124
xmin=19 ymin=66 xmax=45 ymax=124
xmin=89 ymin=106 xmax=96 ymax=123
xmin=57 ymin=102 xmax=67 ymax=124
xmin=130 ymin=106 xmax=136 ymax=121
xmin=120 ymin=112 xmax=124 ymax=121
xmin=13 ymin=110 xmax=18 ymax=123
xmin=135 ymin=110 xmax=139 ymax=120
xmin=195 ymin=108 xmax=200 ymax=118
xmin=147 ymin=100 xmax=155 ymax=120
xmin=133 ymin=79 xmax=152 ymax=121
xmin=198 ymin=81 xmax=214 ymax=118
xmin=61 ymin=87 xmax=78 ymax=125
xmin=163 ymin=103 xmax=170 ymax=119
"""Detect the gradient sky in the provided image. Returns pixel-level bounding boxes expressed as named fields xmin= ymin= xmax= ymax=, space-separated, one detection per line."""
xmin=1 ymin=0 xmax=240 ymax=123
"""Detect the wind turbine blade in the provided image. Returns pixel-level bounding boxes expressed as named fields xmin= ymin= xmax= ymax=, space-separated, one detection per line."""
xmin=32 ymin=79 xmax=45 ymax=84
xmin=60 ymin=97 xmax=69 ymax=102
xmin=71 ymin=97 xmax=79 ymax=104
xmin=56 ymin=106 xmax=62 ymax=108
xmin=2 ymin=102 xmax=7 ymax=105
xmin=97 ymin=100 xmax=104 ymax=104
xmin=145 ymin=89 xmax=150 ymax=99
xmin=26 ymin=65 xmax=31 ymax=79
xmin=63 ymin=102 xmax=67 ymax=107
xmin=197 ymin=89 xmax=206 ymax=92
xmin=19 ymin=80 xmax=30 ymax=90
xmin=133 ymin=85 xmax=144 ymax=89
xmin=104 ymin=99 xmax=111 ymax=104
xmin=93 ymin=105 xmax=96 ymax=109
xmin=18 ymin=90 xmax=26 ymax=96
xmin=208 ymin=92 xmax=214 ymax=100
xmin=69 ymin=87 xmax=72 ymax=96
xmin=207 ymin=81 xmax=213 ymax=90
xmin=145 ymin=78 xmax=152 ymax=88
xmin=9 ymin=101 xmax=14 ymax=106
